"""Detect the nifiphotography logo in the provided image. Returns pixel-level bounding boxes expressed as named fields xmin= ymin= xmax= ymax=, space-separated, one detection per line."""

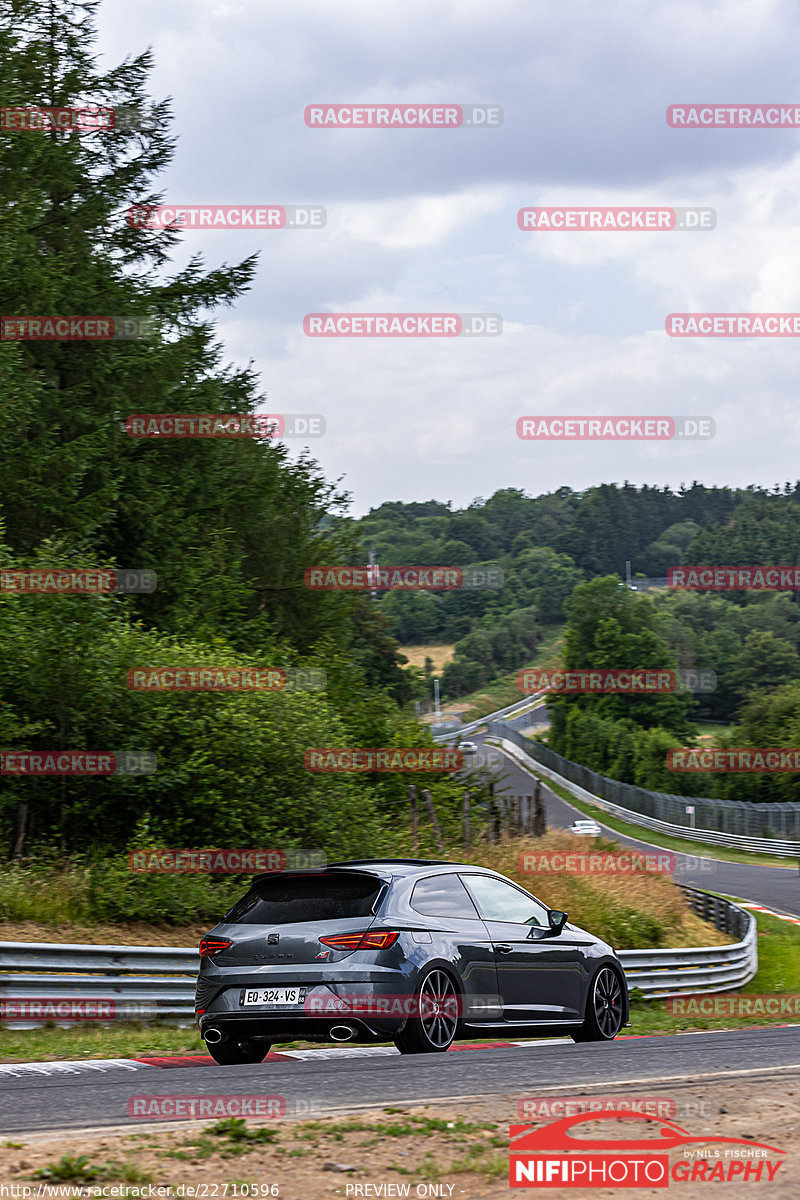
xmin=509 ymin=1111 xmax=785 ymax=1187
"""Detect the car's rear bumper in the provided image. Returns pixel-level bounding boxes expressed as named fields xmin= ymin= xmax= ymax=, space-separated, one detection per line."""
xmin=198 ymin=1011 xmax=399 ymax=1042
xmin=197 ymin=979 xmax=413 ymax=1041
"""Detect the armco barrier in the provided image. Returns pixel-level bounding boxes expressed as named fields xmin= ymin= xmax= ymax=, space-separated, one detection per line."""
xmin=487 ymin=720 xmax=800 ymax=854
xmin=0 ymin=889 xmax=756 ymax=1025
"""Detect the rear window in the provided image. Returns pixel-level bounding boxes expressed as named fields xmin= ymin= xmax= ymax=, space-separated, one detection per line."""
xmin=223 ymin=872 xmax=383 ymax=925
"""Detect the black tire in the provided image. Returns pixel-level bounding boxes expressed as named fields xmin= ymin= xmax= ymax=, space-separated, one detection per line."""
xmin=205 ymin=1037 xmax=271 ymax=1065
xmin=394 ymin=968 xmax=459 ymax=1054
xmin=571 ymin=966 xmax=624 ymax=1042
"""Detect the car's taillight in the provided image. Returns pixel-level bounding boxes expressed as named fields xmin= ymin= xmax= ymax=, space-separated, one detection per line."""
xmin=319 ymin=930 xmax=400 ymax=951
xmin=199 ymin=936 xmax=232 ymax=957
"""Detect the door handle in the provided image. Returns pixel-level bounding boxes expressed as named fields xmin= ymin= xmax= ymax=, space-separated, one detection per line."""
xmin=496 ymin=943 xmax=514 ymax=953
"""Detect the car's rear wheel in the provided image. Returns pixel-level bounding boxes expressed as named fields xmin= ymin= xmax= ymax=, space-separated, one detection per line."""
xmin=205 ymin=1036 xmax=271 ymax=1065
xmin=571 ymin=966 xmax=624 ymax=1042
xmin=394 ymin=969 xmax=459 ymax=1054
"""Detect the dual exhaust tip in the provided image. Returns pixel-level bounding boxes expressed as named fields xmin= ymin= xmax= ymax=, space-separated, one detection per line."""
xmin=203 ymin=1023 xmax=358 ymax=1045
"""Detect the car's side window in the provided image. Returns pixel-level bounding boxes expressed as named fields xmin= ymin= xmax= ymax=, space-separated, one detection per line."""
xmin=461 ymin=874 xmax=549 ymax=926
xmin=410 ymin=873 xmax=482 ymax=918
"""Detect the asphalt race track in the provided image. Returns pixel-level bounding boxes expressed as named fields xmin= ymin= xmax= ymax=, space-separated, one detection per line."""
xmin=3 ymin=721 xmax=799 ymax=1139
xmin=1 ymin=1029 xmax=799 ymax=1134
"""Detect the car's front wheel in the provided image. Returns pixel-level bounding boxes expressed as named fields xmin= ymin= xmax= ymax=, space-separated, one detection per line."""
xmin=571 ymin=966 xmax=624 ymax=1042
xmin=205 ymin=1036 xmax=271 ymax=1065
xmin=394 ymin=969 xmax=459 ymax=1054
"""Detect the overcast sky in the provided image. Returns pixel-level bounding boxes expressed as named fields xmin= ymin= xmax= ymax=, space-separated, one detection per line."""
xmin=96 ymin=0 xmax=800 ymax=516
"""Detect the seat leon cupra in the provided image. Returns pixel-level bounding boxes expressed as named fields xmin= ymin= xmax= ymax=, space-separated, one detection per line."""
xmin=195 ymin=859 xmax=628 ymax=1063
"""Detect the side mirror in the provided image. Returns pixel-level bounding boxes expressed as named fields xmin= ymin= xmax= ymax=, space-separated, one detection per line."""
xmin=548 ymin=909 xmax=568 ymax=936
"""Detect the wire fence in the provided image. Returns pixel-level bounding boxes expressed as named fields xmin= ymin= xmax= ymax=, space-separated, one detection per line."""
xmin=489 ymin=721 xmax=800 ymax=845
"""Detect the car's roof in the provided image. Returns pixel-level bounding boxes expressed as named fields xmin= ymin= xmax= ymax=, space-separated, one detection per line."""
xmin=247 ymin=859 xmax=512 ymax=886
xmin=327 ymin=858 xmax=483 ymax=876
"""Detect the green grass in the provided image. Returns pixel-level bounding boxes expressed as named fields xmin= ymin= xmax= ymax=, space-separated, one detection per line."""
xmin=0 ymin=855 xmax=244 ymax=926
xmin=626 ymin=908 xmax=800 ymax=1035
xmin=31 ymin=1155 xmax=153 ymax=1184
xmin=497 ymin=747 xmax=794 ymax=868
xmin=454 ymin=624 xmax=565 ymax=720
xmin=0 ymin=1021 xmax=208 ymax=1063
xmin=693 ymin=721 xmax=736 ymax=741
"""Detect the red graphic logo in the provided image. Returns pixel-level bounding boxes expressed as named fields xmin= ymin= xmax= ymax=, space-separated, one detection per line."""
xmin=509 ymin=1112 xmax=784 ymax=1187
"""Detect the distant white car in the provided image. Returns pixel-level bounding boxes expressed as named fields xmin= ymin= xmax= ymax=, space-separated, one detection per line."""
xmin=569 ymin=819 xmax=602 ymax=836
xmin=459 ymin=741 xmax=479 ymax=754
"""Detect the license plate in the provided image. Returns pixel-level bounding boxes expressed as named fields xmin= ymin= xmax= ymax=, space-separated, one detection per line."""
xmin=240 ymin=987 xmax=306 ymax=1008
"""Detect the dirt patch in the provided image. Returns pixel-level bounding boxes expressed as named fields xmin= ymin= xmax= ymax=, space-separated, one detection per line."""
xmin=397 ymin=644 xmax=455 ymax=672
xmin=2 ymin=1073 xmax=797 ymax=1198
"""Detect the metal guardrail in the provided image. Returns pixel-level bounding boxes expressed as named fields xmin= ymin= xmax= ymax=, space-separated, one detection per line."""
xmin=432 ymin=691 xmax=548 ymax=741
xmin=488 ymin=721 xmax=800 ymax=854
xmin=617 ymin=888 xmax=757 ymax=1000
xmin=0 ymin=889 xmax=756 ymax=1025
xmin=0 ymin=942 xmax=199 ymax=1025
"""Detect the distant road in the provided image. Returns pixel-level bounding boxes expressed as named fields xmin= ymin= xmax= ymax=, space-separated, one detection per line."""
xmin=476 ymin=731 xmax=800 ymax=918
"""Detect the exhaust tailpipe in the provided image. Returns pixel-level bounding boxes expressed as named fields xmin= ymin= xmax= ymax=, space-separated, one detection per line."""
xmin=329 ymin=1024 xmax=357 ymax=1042
xmin=203 ymin=1027 xmax=225 ymax=1044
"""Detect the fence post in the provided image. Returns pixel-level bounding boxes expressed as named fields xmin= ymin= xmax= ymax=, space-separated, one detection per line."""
xmin=534 ymin=780 xmax=546 ymax=836
xmin=409 ymin=785 xmax=418 ymax=852
xmin=421 ymin=789 xmax=445 ymax=852
xmin=11 ymin=800 xmax=28 ymax=859
xmin=463 ymin=791 xmax=471 ymax=847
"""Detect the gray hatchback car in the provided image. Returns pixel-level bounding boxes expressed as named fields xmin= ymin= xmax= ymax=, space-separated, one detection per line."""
xmin=196 ymin=858 xmax=628 ymax=1063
